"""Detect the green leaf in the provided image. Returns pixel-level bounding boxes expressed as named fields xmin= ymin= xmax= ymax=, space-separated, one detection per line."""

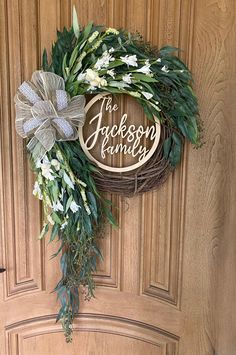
xmin=103 ymin=87 xmax=123 ymax=94
xmin=83 ymin=212 xmax=92 ymax=234
xmin=72 ymin=6 xmax=80 ymax=38
xmin=132 ymin=73 xmax=158 ymax=83
xmin=82 ymin=22 xmax=93 ymax=40
xmin=60 ymin=253 xmax=67 ymax=275
xmin=185 ymin=117 xmax=199 ymax=144
xmin=104 ymin=207 xmax=117 ymax=227
xmin=88 ymin=164 xmax=101 ymax=174
xmin=172 ymin=131 xmax=182 ymax=145
xmin=52 ymin=182 xmax=59 ymax=201
xmin=169 ymin=132 xmax=182 ymax=166
xmin=107 ymin=60 xmax=124 ymax=69
xmin=62 ymin=52 xmax=68 ymax=80
xmin=139 ymin=101 xmax=154 ymax=120
xmin=92 ymin=244 xmax=103 ymax=260
xmin=63 ymin=171 xmax=74 ymax=190
xmin=87 ymin=192 xmax=98 ymax=221
xmin=72 ymin=61 xmax=82 ymax=74
xmin=159 ymin=46 xmax=179 ymax=56
xmin=65 ymin=195 xmax=73 ymax=213
xmin=50 ymin=223 xmax=59 ymax=242
xmin=50 ymin=243 xmax=64 ymax=259
xmin=163 ymin=136 xmax=172 ymax=158
xmin=138 ymin=81 xmax=155 ymax=95
xmin=69 ymin=45 xmax=79 ymax=69
xmin=52 ymin=212 xmax=62 ymax=224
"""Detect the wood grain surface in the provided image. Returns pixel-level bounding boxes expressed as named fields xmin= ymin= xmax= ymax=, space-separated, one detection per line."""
xmin=0 ymin=1 xmax=235 ymax=354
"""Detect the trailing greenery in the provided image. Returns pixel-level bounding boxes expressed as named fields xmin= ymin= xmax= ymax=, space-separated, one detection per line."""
xmin=32 ymin=9 xmax=200 ymax=341
xmin=31 ymin=140 xmax=116 ymax=342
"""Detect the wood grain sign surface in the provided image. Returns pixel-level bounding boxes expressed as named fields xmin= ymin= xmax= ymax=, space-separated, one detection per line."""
xmin=0 ymin=1 xmax=236 ymax=354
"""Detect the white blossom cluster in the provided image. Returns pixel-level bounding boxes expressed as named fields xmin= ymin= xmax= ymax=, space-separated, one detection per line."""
xmin=76 ymin=45 xmax=167 ymax=108
xmin=33 ymin=154 xmax=86 ymax=230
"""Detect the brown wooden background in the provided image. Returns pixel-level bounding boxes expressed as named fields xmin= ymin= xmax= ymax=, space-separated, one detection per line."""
xmin=0 ymin=1 xmax=236 ymax=354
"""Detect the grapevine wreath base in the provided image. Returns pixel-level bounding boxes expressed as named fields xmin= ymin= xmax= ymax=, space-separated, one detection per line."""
xmin=14 ymin=7 xmax=200 ymax=342
xmin=93 ymin=125 xmax=172 ymax=195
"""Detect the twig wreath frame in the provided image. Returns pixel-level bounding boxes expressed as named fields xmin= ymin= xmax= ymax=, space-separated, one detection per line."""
xmin=14 ymin=8 xmax=200 ymax=342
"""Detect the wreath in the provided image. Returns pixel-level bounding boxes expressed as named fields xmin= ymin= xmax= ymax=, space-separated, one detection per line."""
xmin=14 ymin=8 xmax=200 ymax=342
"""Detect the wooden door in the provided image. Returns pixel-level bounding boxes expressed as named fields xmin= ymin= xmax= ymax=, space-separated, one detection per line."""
xmin=0 ymin=1 xmax=236 ymax=354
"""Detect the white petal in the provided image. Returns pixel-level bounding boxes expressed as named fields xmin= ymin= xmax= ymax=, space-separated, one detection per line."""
xmin=142 ymin=91 xmax=153 ymax=100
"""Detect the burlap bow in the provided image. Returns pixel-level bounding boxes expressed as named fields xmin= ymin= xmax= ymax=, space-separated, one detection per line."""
xmin=14 ymin=70 xmax=86 ymax=162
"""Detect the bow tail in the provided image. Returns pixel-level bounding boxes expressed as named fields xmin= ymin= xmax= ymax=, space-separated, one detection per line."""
xmin=27 ymin=127 xmax=56 ymax=162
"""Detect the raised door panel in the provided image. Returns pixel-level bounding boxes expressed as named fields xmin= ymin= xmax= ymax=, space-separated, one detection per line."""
xmin=6 ymin=315 xmax=178 ymax=355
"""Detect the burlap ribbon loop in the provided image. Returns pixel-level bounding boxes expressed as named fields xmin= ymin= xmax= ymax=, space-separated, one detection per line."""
xmin=14 ymin=70 xmax=86 ymax=161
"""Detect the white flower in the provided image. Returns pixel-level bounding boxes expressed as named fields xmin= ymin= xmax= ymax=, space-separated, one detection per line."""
xmin=94 ymin=51 xmax=115 ymax=70
xmin=60 ymin=220 xmax=68 ymax=230
xmin=157 ymin=58 xmax=161 ymax=63
xmin=41 ymin=168 xmax=54 ymax=181
xmin=51 ymin=159 xmax=60 ymax=171
xmin=41 ymin=160 xmax=54 ymax=180
xmin=107 ymin=69 xmax=116 ymax=78
xmin=161 ymin=65 xmax=169 ymax=73
xmin=120 ymin=54 xmax=138 ymax=67
xmin=33 ymin=181 xmax=43 ymax=200
xmin=89 ymin=77 xmax=107 ymax=88
xmin=43 ymin=155 xmax=50 ymax=163
xmin=87 ymin=86 xmax=96 ymax=92
xmin=88 ymin=31 xmax=99 ymax=43
xmin=52 ymin=200 xmax=64 ymax=212
xmin=36 ymin=155 xmax=49 ymax=170
xmin=77 ymin=72 xmax=86 ymax=81
xmin=47 ymin=214 xmax=54 ymax=225
xmin=142 ymin=91 xmax=153 ymax=100
xmin=90 ymin=77 xmax=107 ymax=88
xmin=85 ymin=69 xmax=107 ymax=88
xmin=136 ymin=60 xmax=152 ymax=75
xmin=109 ymin=47 xmax=115 ymax=53
xmin=100 ymin=78 xmax=107 ymax=87
xmin=39 ymin=156 xmax=54 ymax=180
xmin=70 ymin=200 xmax=80 ymax=213
xmin=85 ymin=69 xmax=98 ymax=82
xmin=35 ymin=159 xmax=42 ymax=169
xmin=106 ymin=28 xmax=119 ymax=35
xmin=122 ymin=73 xmax=132 ymax=84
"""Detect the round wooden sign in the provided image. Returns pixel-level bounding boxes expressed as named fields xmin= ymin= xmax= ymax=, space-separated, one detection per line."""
xmin=79 ymin=93 xmax=161 ymax=173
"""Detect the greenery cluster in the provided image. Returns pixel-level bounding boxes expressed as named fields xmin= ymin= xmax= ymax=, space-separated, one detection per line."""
xmin=34 ymin=9 xmax=200 ymax=341
xmin=43 ymin=13 xmax=200 ymax=166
